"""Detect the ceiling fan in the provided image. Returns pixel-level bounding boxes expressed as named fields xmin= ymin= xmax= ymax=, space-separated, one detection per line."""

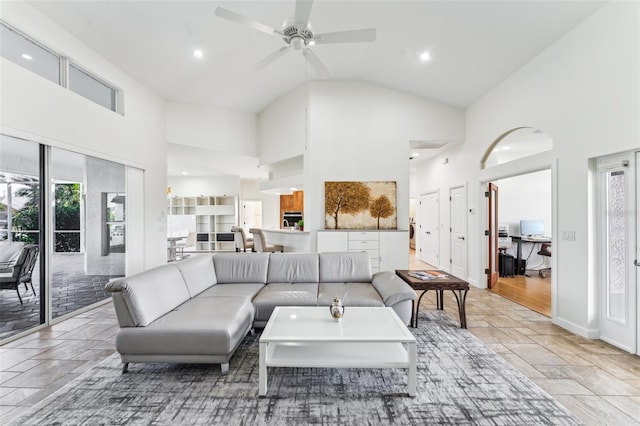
xmin=214 ymin=0 xmax=376 ymax=78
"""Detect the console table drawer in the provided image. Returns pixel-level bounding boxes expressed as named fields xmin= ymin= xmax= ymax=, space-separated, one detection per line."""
xmin=348 ymin=239 xmax=379 ymax=250
xmin=348 ymin=232 xmax=379 ymax=241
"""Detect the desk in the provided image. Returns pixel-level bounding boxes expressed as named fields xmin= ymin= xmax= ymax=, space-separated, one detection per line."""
xmin=511 ymin=236 xmax=551 ymax=275
xmin=395 ymin=270 xmax=469 ymax=329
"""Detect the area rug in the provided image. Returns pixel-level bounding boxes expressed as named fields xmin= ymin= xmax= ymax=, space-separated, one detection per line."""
xmin=10 ymin=311 xmax=581 ymax=425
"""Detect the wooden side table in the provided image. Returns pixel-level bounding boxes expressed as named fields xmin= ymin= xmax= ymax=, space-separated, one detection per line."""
xmin=395 ymin=270 xmax=470 ymax=329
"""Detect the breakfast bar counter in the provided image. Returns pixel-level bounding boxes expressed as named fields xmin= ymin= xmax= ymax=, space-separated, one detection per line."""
xmin=261 ymin=228 xmax=310 ymax=252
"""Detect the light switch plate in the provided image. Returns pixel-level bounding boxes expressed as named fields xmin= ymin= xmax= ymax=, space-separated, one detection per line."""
xmin=562 ymin=231 xmax=575 ymax=241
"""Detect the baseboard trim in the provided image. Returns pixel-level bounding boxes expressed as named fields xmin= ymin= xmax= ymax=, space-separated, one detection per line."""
xmin=554 ymin=316 xmax=599 ymax=339
xmin=467 ymin=278 xmax=480 ymax=288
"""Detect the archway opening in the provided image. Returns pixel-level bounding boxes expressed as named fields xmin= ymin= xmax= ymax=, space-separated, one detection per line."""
xmin=481 ymin=127 xmax=553 ymax=169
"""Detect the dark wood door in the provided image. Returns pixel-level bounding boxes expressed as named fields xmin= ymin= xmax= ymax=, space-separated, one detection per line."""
xmin=487 ymin=183 xmax=499 ymax=289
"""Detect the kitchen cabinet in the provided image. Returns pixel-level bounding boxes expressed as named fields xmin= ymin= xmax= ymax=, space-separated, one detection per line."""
xmin=280 ymin=190 xmax=304 ymax=228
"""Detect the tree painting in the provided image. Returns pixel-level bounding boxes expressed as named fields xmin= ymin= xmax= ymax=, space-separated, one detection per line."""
xmin=369 ymin=195 xmax=394 ymax=229
xmin=325 ymin=181 xmax=371 ymax=229
xmin=325 ymin=181 xmax=397 ymax=230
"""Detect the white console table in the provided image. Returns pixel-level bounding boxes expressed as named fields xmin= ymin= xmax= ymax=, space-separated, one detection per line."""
xmin=317 ymin=230 xmax=409 ymax=272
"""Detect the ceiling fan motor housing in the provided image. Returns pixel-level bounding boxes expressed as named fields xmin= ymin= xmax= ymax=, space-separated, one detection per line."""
xmin=283 ymin=25 xmax=314 ymax=49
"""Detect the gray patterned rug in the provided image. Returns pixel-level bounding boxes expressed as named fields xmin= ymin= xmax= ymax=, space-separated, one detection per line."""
xmin=11 ymin=311 xmax=581 ymax=425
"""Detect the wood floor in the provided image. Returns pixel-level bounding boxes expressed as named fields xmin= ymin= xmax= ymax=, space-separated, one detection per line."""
xmin=490 ymin=274 xmax=552 ymax=317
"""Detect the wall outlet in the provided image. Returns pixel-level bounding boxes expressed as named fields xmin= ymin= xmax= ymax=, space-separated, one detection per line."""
xmin=562 ymin=231 xmax=575 ymax=241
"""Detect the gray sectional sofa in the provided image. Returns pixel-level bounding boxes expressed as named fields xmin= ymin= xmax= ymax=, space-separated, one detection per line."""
xmin=105 ymin=252 xmax=416 ymax=374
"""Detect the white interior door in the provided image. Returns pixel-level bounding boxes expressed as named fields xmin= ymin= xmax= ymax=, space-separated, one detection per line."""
xmin=597 ymin=152 xmax=637 ymax=354
xmin=242 ymin=201 xmax=262 ymax=234
xmin=420 ymin=191 xmax=439 ymax=267
xmin=450 ymin=186 xmax=466 ymax=278
xmin=636 ymin=151 xmax=640 ymax=355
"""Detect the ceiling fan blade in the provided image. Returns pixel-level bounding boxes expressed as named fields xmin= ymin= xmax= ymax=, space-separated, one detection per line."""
xmin=295 ymin=0 xmax=314 ymax=27
xmin=215 ymin=7 xmax=281 ymax=36
xmin=314 ymin=28 xmax=377 ymax=44
xmin=254 ymin=46 xmax=290 ymax=70
xmin=303 ymin=49 xmax=331 ymax=78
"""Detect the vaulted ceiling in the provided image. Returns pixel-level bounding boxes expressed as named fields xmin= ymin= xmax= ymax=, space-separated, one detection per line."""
xmin=30 ymin=1 xmax=605 ymax=113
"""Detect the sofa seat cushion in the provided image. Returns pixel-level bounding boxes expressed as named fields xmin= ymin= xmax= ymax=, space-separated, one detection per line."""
xmin=252 ymin=283 xmax=319 ymax=322
xmin=267 ymin=253 xmax=319 ymax=283
xmin=317 ymin=283 xmax=384 ymax=307
xmin=213 ymin=253 xmax=270 ymax=283
xmin=116 ymin=297 xmax=253 ymax=356
xmin=196 ymin=283 xmax=264 ymax=300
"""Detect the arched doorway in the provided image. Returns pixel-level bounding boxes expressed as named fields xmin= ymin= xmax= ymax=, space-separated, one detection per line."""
xmin=481 ymin=127 xmax=554 ymax=316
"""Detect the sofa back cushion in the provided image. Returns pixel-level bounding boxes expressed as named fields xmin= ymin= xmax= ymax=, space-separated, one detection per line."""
xmin=175 ymin=255 xmax=217 ymax=297
xmin=212 ymin=253 xmax=270 ymax=284
xmin=107 ymin=264 xmax=190 ymax=326
xmin=267 ymin=253 xmax=319 ymax=283
xmin=319 ymin=252 xmax=372 ymax=282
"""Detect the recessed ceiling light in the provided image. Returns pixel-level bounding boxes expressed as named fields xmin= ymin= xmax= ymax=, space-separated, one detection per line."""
xmin=193 ymin=49 xmax=204 ymax=59
xmin=181 ymin=171 xmax=188 ymax=175
xmin=419 ymin=51 xmax=431 ymax=62
xmin=21 ymin=53 xmax=33 ymax=60
xmin=290 ymin=187 xmax=297 ymax=191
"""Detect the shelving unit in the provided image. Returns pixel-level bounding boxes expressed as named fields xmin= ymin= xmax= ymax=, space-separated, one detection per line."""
xmin=167 ymin=195 xmax=238 ymax=252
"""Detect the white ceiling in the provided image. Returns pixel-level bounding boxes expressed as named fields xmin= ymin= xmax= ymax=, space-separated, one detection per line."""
xmin=29 ymin=0 xmax=605 ymax=113
xmin=26 ymin=0 xmax=605 ymax=177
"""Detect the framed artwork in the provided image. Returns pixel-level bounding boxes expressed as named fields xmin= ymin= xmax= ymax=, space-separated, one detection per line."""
xmin=325 ymin=181 xmax=397 ymax=230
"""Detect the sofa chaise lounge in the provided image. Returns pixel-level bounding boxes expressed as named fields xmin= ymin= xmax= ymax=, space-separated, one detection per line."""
xmin=105 ymin=252 xmax=416 ymax=374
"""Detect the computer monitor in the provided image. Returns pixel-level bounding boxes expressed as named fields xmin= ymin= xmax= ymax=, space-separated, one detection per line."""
xmin=520 ymin=220 xmax=544 ymax=236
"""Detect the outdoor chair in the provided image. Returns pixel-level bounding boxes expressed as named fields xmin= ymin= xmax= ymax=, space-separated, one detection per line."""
xmin=0 ymin=244 xmax=39 ymax=304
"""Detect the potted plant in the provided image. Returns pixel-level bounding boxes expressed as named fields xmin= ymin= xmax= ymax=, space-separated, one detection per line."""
xmin=298 ymin=220 xmax=304 ymax=231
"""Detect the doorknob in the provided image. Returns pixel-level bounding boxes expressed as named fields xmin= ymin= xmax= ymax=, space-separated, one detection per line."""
xmin=458 ymin=236 xmax=465 ymax=240
xmin=635 ymin=259 xmax=640 ymax=267
xmin=426 ymin=231 xmax=431 ymax=234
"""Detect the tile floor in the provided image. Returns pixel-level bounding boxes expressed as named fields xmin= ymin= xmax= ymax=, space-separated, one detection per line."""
xmin=0 ymin=253 xmax=120 ymax=340
xmin=0 ymin=257 xmax=639 ymax=425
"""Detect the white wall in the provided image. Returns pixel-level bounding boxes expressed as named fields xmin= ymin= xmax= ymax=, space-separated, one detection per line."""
xmin=240 ymin=179 xmax=279 ymax=230
xmin=496 ymin=170 xmax=551 ymax=238
xmin=257 ymin=85 xmax=307 ymax=166
xmin=415 ymin=1 xmax=640 ymax=337
xmin=167 ymin=175 xmax=240 ymax=198
xmin=303 ymin=81 xmax=465 ymax=251
xmin=0 ymin=2 xmax=167 ymax=272
xmin=165 ymin=103 xmax=257 ymax=156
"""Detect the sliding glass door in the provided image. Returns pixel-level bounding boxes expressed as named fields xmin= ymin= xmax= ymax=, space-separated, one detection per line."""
xmin=0 ymin=136 xmax=42 ymax=339
xmin=49 ymin=148 xmax=126 ymax=320
xmin=0 ymin=135 xmax=128 ymax=340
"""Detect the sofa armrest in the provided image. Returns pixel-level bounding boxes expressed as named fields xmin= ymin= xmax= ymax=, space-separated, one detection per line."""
xmin=371 ymin=271 xmax=416 ymax=306
xmin=104 ymin=279 xmax=137 ymax=328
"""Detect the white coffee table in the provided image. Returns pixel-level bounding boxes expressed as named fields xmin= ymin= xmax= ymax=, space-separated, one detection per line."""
xmin=259 ymin=306 xmax=417 ymax=396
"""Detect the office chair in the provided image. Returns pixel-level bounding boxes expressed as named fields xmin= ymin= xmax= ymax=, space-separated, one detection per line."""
xmin=536 ymin=243 xmax=551 ymax=278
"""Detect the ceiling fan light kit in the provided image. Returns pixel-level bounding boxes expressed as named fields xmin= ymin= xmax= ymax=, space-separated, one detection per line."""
xmin=215 ymin=0 xmax=376 ymax=77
